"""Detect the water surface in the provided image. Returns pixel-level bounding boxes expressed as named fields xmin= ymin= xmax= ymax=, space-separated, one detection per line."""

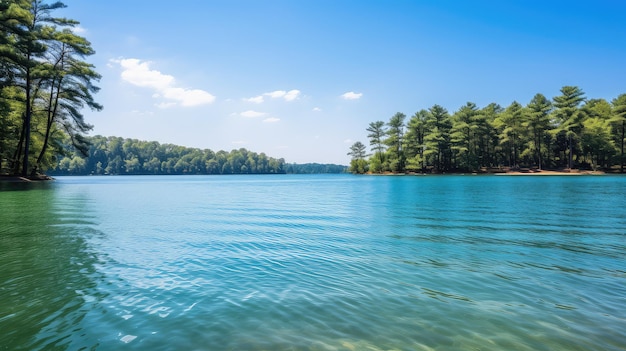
xmin=1 ymin=175 xmax=625 ymax=350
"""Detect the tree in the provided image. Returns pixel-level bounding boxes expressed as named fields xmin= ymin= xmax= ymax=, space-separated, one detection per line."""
xmin=366 ymin=120 xmax=386 ymax=172
xmin=17 ymin=1 xmax=71 ymax=176
xmin=423 ymin=104 xmax=452 ymax=172
xmin=524 ymin=94 xmax=552 ymax=169
xmin=580 ymin=117 xmax=614 ymax=170
xmin=495 ymin=101 xmax=526 ymax=168
xmin=476 ymin=103 xmax=502 ymax=169
xmin=347 ymin=141 xmax=368 ymax=174
xmin=610 ymin=94 xmax=626 ymax=172
xmin=552 ymin=86 xmax=587 ymax=169
xmin=404 ymin=109 xmax=428 ymax=171
xmin=450 ymin=102 xmax=479 ymax=171
xmin=35 ymin=27 xmax=102 ymax=167
xmin=0 ymin=0 xmax=100 ymax=176
xmin=384 ymin=112 xmax=406 ymax=172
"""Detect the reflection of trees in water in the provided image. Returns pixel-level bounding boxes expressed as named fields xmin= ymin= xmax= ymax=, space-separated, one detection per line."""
xmin=0 ymin=183 xmax=106 ymax=350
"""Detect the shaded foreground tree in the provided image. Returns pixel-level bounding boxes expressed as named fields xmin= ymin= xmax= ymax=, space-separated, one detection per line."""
xmin=0 ymin=0 xmax=100 ymax=176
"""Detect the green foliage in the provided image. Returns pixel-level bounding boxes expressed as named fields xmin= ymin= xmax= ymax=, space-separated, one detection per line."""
xmin=551 ymin=86 xmax=587 ymax=169
xmin=523 ymin=94 xmax=552 ymax=169
xmin=347 ymin=141 xmax=368 ymax=174
xmin=356 ymin=86 xmax=624 ymax=173
xmin=49 ymin=136 xmax=295 ymax=175
xmin=610 ymin=94 xmax=626 ymax=172
xmin=366 ymin=120 xmax=386 ymax=171
xmin=494 ymin=101 xmax=525 ymax=167
xmin=384 ymin=112 xmax=406 ymax=172
xmin=0 ymin=0 xmax=101 ymax=176
xmin=450 ymin=102 xmax=480 ymax=171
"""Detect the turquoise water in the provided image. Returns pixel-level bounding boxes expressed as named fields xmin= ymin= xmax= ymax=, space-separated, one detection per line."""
xmin=1 ymin=174 xmax=625 ymax=350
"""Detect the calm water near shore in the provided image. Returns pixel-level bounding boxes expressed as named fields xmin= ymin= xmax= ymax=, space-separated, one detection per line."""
xmin=1 ymin=174 xmax=625 ymax=350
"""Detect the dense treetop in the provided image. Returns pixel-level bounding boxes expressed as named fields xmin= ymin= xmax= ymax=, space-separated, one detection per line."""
xmin=349 ymin=86 xmax=626 ymax=174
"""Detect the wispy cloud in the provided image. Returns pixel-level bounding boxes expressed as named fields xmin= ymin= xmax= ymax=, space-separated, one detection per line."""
xmin=344 ymin=139 xmax=354 ymax=144
xmin=263 ymin=117 xmax=280 ymax=123
xmin=312 ymin=107 xmax=322 ymax=112
xmin=112 ymin=58 xmax=216 ymax=107
xmin=244 ymin=95 xmax=264 ymax=103
xmin=232 ymin=140 xmax=247 ymax=145
xmin=240 ymin=110 xmax=267 ymax=118
xmin=341 ymin=91 xmax=363 ymax=100
xmin=244 ymin=89 xmax=301 ymax=103
xmin=71 ymin=25 xmax=87 ymax=34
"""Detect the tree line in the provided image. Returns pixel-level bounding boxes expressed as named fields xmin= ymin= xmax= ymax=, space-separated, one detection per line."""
xmin=348 ymin=86 xmax=626 ymax=174
xmin=1 ymin=0 xmax=101 ymax=176
xmin=51 ymin=136 xmax=287 ymax=175
xmin=50 ymin=135 xmax=347 ymax=175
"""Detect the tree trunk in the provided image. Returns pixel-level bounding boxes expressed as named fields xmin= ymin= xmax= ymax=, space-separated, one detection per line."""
xmin=620 ymin=121 xmax=626 ymax=173
xmin=22 ymin=64 xmax=31 ymax=177
xmin=12 ymin=115 xmax=26 ymax=174
xmin=535 ymin=133 xmax=542 ymax=170
xmin=568 ymin=135 xmax=573 ymax=169
xmin=36 ymin=76 xmax=62 ymax=165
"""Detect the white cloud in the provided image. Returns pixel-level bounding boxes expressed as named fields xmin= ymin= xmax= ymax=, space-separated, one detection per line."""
xmin=265 ymin=90 xmax=286 ymax=98
xmin=283 ymin=90 xmax=301 ymax=101
xmin=71 ymin=25 xmax=87 ymax=34
xmin=312 ymin=107 xmax=322 ymax=112
xmin=240 ymin=110 xmax=267 ymax=118
xmin=244 ymin=95 xmax=264 ymax=103
xmin=263 ymin=117 xmax=280 ymax=123
xmin=232 ymin=140 xmax=247 ymax=145
xmin=243 ymin=89 xmax=301 ymax=103
xmin=341 ymin=91 xmax=363 ymax=100
xmin=344 ymin=139 xmax=354 ymax=144
xmin=162 ymin=87 xmax=215 ymax=107
xmin=112 ymin=58 xmax=216 ymax=107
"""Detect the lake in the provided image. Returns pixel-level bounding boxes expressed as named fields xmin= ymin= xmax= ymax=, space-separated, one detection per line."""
xmin=1 ymin=174 xmax=625 ymax=350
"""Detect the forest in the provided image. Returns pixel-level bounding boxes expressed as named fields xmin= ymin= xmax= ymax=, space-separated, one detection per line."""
xmin=49 ymin=135 xmax=347 ymax=175
xmin=348 ymin=86 xmax=626 ymax=174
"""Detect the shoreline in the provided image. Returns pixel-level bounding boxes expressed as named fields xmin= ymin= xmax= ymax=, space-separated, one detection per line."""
xmin=0 ymin=170 xmax=612 ymax=182
xmin=0 ymin=175 xmax=55 ymax=182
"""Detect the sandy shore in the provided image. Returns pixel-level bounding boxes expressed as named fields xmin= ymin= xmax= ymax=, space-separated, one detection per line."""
xmin=496 ymin=169 xmax=605 ymax=176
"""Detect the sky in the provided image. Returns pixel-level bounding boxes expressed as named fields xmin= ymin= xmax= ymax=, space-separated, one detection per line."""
xmin=58 ymin=0 xmax=626 ymax=165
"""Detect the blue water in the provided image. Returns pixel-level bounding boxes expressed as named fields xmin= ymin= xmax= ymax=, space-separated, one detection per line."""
xmin=1 ymin=174 xmax=625 ymax=350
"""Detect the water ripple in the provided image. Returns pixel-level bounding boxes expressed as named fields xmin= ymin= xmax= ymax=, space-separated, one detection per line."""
xmin=1 ymin=175 xmax=625 ymax=350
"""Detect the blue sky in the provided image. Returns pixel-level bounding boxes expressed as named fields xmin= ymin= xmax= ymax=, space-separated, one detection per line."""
xmin=59 ymin=0 xmax=626 ymax=165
